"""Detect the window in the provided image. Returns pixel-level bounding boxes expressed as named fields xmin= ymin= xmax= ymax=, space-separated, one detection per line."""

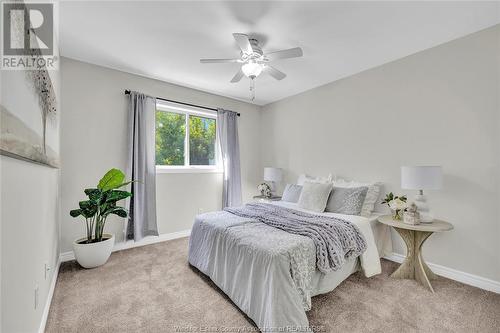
xmin=155 ymin=101 xmax=220 ymax=172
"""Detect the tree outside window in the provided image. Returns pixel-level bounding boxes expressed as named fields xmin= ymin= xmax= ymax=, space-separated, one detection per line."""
xmin=155 ymin=109 xmax=217 ymax=167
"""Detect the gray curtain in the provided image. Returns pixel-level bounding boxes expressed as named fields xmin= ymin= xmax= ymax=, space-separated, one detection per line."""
xmin=126 ymin=91 xmax=159 ymax=241
xmin=217 ymin=108 xmax=242 ymax=208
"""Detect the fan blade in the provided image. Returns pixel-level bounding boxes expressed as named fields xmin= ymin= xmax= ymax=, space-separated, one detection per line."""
xmin=263 ymin=66 xmax=286 ymax=80
xmin=233 ymin=33 xmax=254 ymax=55
xmin=265 ymin=47 xmax=303 ymax=61
xmin=200 ymin=58 xmax=240 ymax=63
xmin=230 ymin=68 xmax=244 ymax=83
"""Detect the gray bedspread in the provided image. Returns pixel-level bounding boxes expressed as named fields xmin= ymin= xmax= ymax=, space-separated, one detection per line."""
xmin=188 ymin=202 xmax=382 ymax=331
xmin=224 ymin=203 xmax=367 ymax=273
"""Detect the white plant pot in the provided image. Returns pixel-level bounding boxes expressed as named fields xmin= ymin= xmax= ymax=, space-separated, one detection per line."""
xmin=73 ymin=233 xmax=115 ymax=268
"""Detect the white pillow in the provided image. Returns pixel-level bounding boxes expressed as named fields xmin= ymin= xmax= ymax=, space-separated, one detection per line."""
xmin=297 ymin=181 xmax=333 ymax=212
xmin=281 ymin=184 xmax=303 ymax=203
xmin=333 ymin=178 xmax=382 ymax=217
xmin=297 ymin=173 xmax=333 ymax=185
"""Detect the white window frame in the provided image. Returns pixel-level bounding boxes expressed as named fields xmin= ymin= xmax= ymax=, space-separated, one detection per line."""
xmin=155 ymin=100 xmax=222 ymax=174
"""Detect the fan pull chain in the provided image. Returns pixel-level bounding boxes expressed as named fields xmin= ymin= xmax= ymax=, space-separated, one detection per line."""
xmin=250 ymin=78 xmax=256 ymax=101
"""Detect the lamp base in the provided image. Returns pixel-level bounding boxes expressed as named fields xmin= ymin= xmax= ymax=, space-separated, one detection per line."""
xmin=414 ymin=193 xmax=434 ymax=223
xmin=268 ymin=181 xmax=277 ymax=196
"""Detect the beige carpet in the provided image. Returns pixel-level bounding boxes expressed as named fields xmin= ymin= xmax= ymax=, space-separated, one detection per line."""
xmin=46 ymin=237 xmax=500 ymax=333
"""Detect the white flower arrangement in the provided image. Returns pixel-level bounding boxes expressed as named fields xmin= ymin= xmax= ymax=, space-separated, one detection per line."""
xmin=258 ymin=183 xmax=272 ymax=198
xmin=389 ymin=198 xmax=408 ymax=211
xmin=381 ymin=192 xmax=408 ymax=220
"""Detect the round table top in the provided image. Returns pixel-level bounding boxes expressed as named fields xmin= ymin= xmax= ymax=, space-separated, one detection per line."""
xmin=377 ymin=215 xmax=453 ymax=232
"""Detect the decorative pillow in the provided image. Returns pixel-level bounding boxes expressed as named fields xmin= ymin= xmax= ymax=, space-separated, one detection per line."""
xmin=297 ymin=173 xmax=333 ymax=185
xmin=325 ymin=186 xmax=369 ymax=215
xmin=361 ymin=183 xmax=382 ymax=216
xmin=297 ymin=174 xmax=312 ymax=186
xmin=297 ymin=181 xmax=333 ymax=212
xmin=281 ymin=184 xmax=303 ymax=203
xmin=333 ymin=179 xmax=382 ymax=217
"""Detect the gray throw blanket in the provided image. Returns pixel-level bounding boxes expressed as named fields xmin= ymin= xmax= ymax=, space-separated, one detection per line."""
xmin=224 ymin=203 xmax=367 ymax=273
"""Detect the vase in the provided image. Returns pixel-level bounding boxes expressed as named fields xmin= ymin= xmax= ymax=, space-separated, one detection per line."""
xmin=391 ymin=209 xmax=403 ymax=220
xmin=73 ymin=233 xmax=115 ymax=268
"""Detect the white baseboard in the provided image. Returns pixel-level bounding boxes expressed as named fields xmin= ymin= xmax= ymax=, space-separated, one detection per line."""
xmin=58 ymin=251 xmax=75 ymax=262
xmin=38 ymin=256 xmax=61 ymax=333
xmin=383 ymin=252 xmax=500 ymax=294
xmin=59 ymin=229 xmax=191 ymax=262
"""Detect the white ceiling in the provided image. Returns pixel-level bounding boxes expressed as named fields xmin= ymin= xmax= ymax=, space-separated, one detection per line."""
xmin=60 ymin=1 xmax=500 ymax=105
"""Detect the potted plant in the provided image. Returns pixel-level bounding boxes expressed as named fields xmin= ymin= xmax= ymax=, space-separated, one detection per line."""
xmin=70 ymin=168 xmax=133 ymax=268
xmin=381 ymin=192 xmax=408 ymax=220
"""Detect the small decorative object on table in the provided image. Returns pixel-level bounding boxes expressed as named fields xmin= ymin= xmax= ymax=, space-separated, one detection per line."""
xmin=258 ymin=183 xmax=272 ymax=198
xmin=403 ymin=202 xmax=420 ymax=225
xmin=381 ymin=192 xmax=408 ymax=220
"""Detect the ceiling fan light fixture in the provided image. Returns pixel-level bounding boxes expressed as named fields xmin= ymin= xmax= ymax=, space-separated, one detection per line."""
xmin=200 ymin=33 xmax=302 ymax=87
xmin=241 ymin=61 xmax=263 ymax=78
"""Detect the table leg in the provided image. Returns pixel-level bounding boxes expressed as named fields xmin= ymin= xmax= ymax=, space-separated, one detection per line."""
xmin=391 ymin=227 xmax=436 ymax=293
xmin=420 ymin=254 xmax=437 ymax=280
xmin=391 ymin=228 xmax=415 ymax=279
xmin=414 ymin=231 xmax=435 ymax=292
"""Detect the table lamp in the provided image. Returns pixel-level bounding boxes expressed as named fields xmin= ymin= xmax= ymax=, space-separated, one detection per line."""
xmin=264 ymin=167 xmax=283 ymax=196
xmin=401 ymin=166 xmax=442 ymax=223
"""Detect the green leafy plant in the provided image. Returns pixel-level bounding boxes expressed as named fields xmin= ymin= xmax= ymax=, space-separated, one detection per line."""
xmin=381 ymin=192 xmax=407 ymax=205
xmin=70 ymin=168 xmax=134 ymax=243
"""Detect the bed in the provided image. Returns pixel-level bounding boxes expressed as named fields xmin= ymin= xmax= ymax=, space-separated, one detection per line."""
xmin=188 ymin=200 xmax=392 ymax=331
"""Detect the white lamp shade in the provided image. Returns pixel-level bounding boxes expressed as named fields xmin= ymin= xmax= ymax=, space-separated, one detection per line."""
xmin=264 ymin=167 xmax=283 ymax=182
xmin=401 ymin=166 xmax=443 ymax=190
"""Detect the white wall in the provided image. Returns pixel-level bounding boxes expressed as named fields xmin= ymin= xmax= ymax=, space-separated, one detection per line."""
xmin=60 ymin=57 xmax=261 ymax=252
xmin=1 ymin=61 xmax=61 ymax=333
xmin=261 ymin=26 xmax=500 ymax=282
xmin=0 ymin=157 xmax=60 ymax=333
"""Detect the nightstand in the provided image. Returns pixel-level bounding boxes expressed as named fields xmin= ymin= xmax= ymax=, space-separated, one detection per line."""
xmin=253 ymin=195 xmax=282 ymax=203
xmin=377 ymin=215 xmax=453 ymax=293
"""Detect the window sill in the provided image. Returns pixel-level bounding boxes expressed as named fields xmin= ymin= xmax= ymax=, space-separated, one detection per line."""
xmin=156 ymin=167 xmax=223 ymax=174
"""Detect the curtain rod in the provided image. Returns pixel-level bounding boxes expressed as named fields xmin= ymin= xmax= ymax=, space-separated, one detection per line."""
xmin=124 ymin=90 xmax=240 ymax=116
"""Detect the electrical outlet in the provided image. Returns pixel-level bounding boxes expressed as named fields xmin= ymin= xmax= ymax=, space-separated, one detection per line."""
xmin=34 ymin=285 xmax=39 ymax=309
xmin=44 ymin=262 xmax=51 ymax=280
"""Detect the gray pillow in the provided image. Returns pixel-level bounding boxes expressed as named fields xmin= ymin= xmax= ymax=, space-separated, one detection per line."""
xmin=282 ymin=184 xmax=303 ymax=203
xmin=297 ymin=181 xmax=333 ymax=212
xmin=325 ymin=186 xmax=369 ymax=215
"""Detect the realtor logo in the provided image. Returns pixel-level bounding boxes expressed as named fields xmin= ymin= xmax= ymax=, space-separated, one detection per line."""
xmin=1 ymin=1 xmax=57 ymax=70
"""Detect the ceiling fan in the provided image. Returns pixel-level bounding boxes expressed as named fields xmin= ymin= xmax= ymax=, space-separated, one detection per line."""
xmin=200 ymin=33 xmax=303 ymax=83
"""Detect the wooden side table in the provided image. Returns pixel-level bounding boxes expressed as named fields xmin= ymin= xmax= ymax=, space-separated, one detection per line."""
xmin=253 ymin=195 xmax=282 ymax=203
xmin=377 ymin=215 xmax=453 ymax=293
